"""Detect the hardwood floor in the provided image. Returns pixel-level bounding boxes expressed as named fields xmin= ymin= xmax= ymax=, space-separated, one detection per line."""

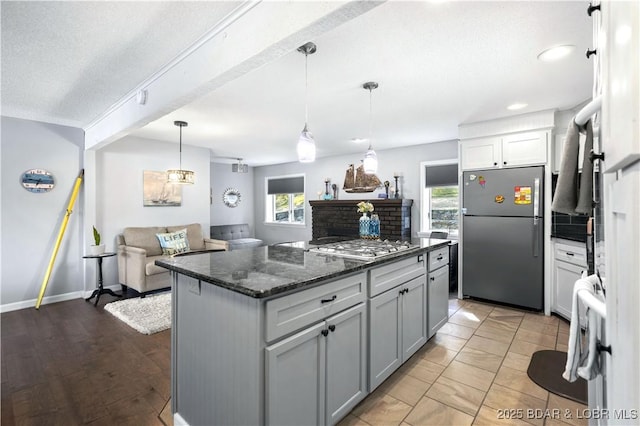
xmin=2 ymin=296 xmax=586 ymax=426
xmin=1 ymin=297 xmax=171 ymax=425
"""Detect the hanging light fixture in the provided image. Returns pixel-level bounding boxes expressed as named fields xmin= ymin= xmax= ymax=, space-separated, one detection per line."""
xmin=167 ymin=120 xmax=195 ymax=184
xmin=231 ymin=158 xmax=248 ymax=173
xmin=362 ymin=81 xmax=379 ymax=174
xmin=296 ymin=42 xmax=317 ymax=163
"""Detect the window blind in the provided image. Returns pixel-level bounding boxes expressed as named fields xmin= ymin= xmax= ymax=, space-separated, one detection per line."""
xmin=267 ymin=176 xmax=304 ymax=194
xmin=425 ymin=164 xmax=458 ymax=187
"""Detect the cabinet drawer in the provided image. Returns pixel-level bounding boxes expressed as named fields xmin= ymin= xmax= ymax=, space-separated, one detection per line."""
xmin=428 ymin=247 xmax=449 ymax=272
xmin=369 ymin=254 xmax=425 ymax=297
xmin=555 ymin=242 xmax=587 ymax=267
xmin=266 ymin=272 xmax=366 ymax=342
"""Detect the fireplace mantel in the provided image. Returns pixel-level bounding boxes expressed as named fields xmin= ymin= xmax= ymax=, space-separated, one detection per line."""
xmin=309 ymin=199 xmax=413 ymax=241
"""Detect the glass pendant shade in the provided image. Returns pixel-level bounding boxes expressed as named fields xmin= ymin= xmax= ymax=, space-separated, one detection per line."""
xmin=363 ymin=146 xmax=378 ymax=174
xmin=297 ymin=124 xmax=316 ymax=163
xmin=167 ymin=120 xmax=194 ymax=184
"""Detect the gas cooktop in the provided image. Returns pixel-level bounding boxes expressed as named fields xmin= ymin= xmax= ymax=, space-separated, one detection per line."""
xmin=308 ymin=239 xmax=417 ymax=260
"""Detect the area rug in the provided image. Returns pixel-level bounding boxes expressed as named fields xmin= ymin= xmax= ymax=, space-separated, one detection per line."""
xmin=527 ymin=350 xmax=587 ymax=405
xmin=104 ymin=293 xmax=171 ymax=335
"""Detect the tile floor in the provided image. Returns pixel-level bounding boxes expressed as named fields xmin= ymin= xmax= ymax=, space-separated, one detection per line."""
xmin=338 ymin=298 xmax=588 ymax=426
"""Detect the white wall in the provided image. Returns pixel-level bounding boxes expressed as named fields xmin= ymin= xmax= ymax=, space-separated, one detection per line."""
xmin=210 ymin=162 xmax=255 ymax=234
xmin=1 ymin=116 xmax=84 ymax=309
xmin=253 ymin=140 xmax=458 ymax=244
xmin=97 ymin=136 xmax=211 ymax=284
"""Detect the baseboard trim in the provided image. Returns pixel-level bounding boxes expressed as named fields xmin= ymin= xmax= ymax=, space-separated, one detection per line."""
xmin=0 ymin=284 xmax=122 ymax=313
xmin=174 ymin=412 xmax=189 ymax=426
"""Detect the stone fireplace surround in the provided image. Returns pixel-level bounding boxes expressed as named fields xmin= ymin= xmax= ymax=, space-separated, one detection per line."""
xmin=309 ymin=199 xmax=413 ymax=242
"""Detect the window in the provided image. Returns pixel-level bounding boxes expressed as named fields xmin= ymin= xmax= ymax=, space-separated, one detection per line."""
xmin=266 ymin=175 xmax=305 ymax=224
xmin=420 ymin=161 xmax=459 ymax=235
xmin=428 ymin=186 xmax=459 ymax=231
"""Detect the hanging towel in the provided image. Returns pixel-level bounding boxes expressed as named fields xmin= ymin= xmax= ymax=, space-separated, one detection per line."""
xmin=552 ymin=119 xmax=581 ymax=214
xmin=577 ymin=308 xmax=601 ymax=380
xmin=576 ymin=121 xmax=594 ymax=214
xmin=563 ymin=273 xmax=600 ymax=382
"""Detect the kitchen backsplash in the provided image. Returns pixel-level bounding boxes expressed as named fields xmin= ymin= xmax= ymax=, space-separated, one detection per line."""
xmin=551 ymin=211 xmax=589 ymax=242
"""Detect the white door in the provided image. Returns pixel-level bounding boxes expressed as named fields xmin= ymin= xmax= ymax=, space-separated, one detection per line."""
xmin=266 ymin=322 xmax=326 ymax=426
xmin=553 ymin=260 xmax=587 ymax=323
xmin=325 ymin=303 xmax=367 ymax=425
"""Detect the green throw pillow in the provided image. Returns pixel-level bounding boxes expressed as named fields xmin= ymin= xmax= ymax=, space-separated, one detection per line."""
xmin=156 ymin=229 xmax=190 ymax=256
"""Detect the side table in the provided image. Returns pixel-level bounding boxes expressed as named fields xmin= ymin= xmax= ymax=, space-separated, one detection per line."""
xmin=83 ymin=252 xmax=121 ymax=306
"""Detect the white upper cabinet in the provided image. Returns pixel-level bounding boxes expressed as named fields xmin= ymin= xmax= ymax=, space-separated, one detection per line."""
xmin=601 ymin=0 xmax=640 ymax=172
xmin=461 ymin=131 xmax=548 ymax=171
xmin=460 ymin=137 xmax=501 ymax=170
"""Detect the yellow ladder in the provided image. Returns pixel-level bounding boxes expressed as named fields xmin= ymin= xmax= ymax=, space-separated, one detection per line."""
xmin=35 ymin=169 xmax=84 ymax=309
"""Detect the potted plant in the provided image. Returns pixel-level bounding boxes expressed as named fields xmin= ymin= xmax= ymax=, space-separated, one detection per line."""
xmin=89 ymin=225 xmax=105 ymax=255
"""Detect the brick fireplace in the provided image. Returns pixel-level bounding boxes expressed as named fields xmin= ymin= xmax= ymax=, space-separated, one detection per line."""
xmin=309 ymin=199 xmax=413 ymax=241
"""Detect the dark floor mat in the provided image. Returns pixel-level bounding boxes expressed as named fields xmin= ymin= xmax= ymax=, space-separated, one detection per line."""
xmin=527 ymin=350 xmax=587 ymax=405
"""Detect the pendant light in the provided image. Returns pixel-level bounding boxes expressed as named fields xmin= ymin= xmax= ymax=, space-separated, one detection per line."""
xmin=167 ymin=120 xmax=195 ymax=184
xmin=362 ymin=81 xmax=379 ymax=174
xmin=296 ymin=42 xmax=317 ymax=163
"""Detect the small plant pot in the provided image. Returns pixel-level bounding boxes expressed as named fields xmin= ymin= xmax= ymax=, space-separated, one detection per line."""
xmin=88 ymin=244 xmax=106 ymax=256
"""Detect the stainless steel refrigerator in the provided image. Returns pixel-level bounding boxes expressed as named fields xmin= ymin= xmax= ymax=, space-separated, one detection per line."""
xmin=462 ymin=166 xmax=544 ymax=310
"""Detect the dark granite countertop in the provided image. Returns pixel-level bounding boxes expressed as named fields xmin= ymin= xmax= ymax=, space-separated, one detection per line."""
xmin=156 ymin=238 xmax=449 ymax=299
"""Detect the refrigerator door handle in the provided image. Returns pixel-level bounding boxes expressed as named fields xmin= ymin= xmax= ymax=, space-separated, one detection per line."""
xmin=533 ymin=178 xmax=540 ymax=218
xmin=533 ymin=177 xmax=541 ymax=257
xmin=533 ymin=218 xmax=540 ymax=257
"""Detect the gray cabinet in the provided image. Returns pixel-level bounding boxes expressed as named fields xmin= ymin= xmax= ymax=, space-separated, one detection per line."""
xmin=266 ymin=321 xmax=326 ymax=426
xmin=428 ymin=246 xmax=449 ymax=338
xmin=428 ymin=265 xmax=449 ymax=338
xmin=266 ymin=303 xmax=367 ymax=426
xmin=369 ymin=274 xmax=427 ymax=391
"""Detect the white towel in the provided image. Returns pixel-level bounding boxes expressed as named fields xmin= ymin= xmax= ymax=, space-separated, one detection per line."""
xmin=577 ymin=308 xmax=600 ymax=380
xmin=563 ymin=273 xmax=600 ymax=382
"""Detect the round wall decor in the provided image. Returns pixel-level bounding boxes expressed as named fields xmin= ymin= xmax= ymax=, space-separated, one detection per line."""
xmin=222 ymin=188 xmax=241 ymax=208
xmin=21 ymin=169 xmax=55 ymax=193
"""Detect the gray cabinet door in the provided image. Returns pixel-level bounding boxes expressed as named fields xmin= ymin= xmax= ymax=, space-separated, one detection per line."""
xmin=368 ymin=288 xmax=402 ymax=391
xmin=266 ymin=322 xmax=326 ymax=426
xmin=428 ymin=265 xmax=449 ymax=338
xmin=326 ymin=303 xmax=367 ymax=425
xmin=401 ymin=275 xmax=427 ymax=360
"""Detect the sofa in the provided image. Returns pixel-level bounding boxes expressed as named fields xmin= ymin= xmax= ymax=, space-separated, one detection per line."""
xmin=209 ymin=224 xmax=263 ymax=251
xmin=117 ymin=223 xmax=220 ymax=296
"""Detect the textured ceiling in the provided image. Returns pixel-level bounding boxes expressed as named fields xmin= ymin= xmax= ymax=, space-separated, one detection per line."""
xmin=1 ymin=1 xmax=242 ymax=127
xmin=2 ymin=1 xmax=593 ymax=166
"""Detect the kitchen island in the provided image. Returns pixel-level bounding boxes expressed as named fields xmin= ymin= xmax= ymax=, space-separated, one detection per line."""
xmin=156 ymin=238 xmax=449 ymax=426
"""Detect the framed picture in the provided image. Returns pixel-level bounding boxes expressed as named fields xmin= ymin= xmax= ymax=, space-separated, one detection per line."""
xmin=143 ymin=170 xmax=182 ymax=207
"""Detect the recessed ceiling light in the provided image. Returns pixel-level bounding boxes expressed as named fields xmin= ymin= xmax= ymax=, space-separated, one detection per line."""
xmin=537 ymin=45 xmax=575 ymax=62
xmin=350 ymin=138 xmax=368 ymax=144
xmin=507 ymin=103 xmax=528 ymax=111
